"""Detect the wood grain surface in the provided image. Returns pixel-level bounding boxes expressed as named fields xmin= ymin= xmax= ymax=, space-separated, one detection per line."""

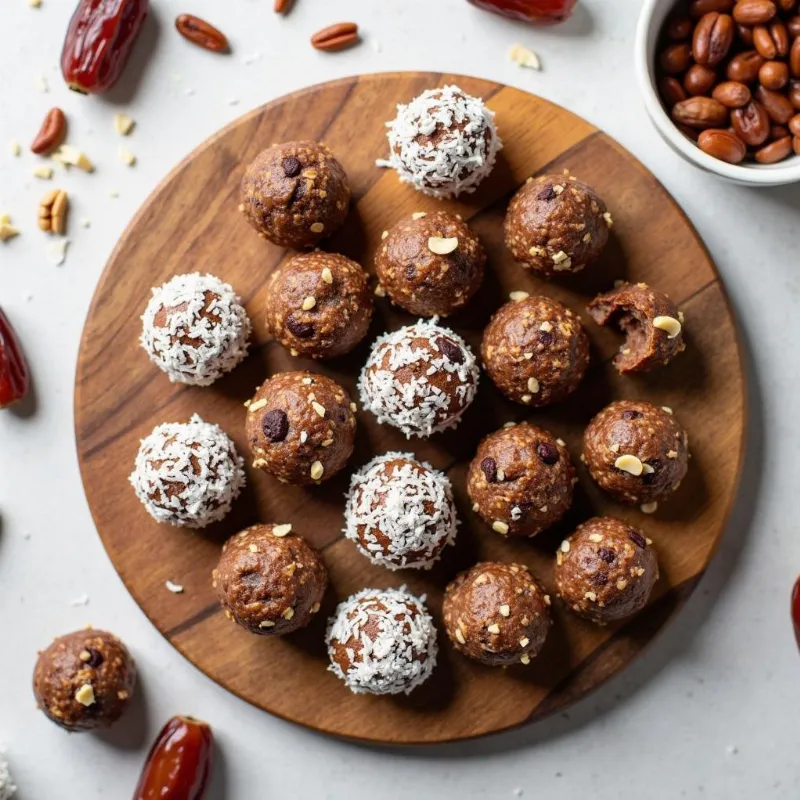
xmin=74 ymin=73 xmax=746 ymax=744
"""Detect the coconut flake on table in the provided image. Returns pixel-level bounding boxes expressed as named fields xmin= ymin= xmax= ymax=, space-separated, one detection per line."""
xmin=344 ymin=453 xmax=458 ymax=570
xmin=0 ymin=747 xmax=16 ymax=800
xmin=325 ymin=587 xmax=437 ymax=696
xmin=358 ymin=318 xmax=479 ymax=438
xmin=129 ymin=414 xmax=245 ymax=528
xmin=140 ymin=272 xmax=251 ymax=387
xmin=376 ymin=84 xmax=502 ymax=198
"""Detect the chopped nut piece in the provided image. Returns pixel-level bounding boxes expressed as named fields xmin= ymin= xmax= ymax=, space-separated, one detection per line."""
xmin=282 ymin=607 xmax=295 ymax=620
xmin=272 ymin=523 xmax=292 ymax=537
xmin=310 ymin=222 xmax=324 ymax=233
xmin=74 ymin=684 xmax=96 ymax=706
xmin=527 ymin=377 xmax=540 ymax=393
xmin=248 ymin=398 xmax=267 ymax=413
xmin=301 ymin=296 xmax=316 ymax=311
xmin=487 ymin=623 xmax=501 ymax=634
xmin=52 ymin=145 xmax=93 ymax=172
xmin=321 ymin=267 xmax=333 ymax=284
xmin=584 ymin=591 xmax=597 ymax=602
xmin=47 ymin=239 xmax=69 ymax=265
xmin=118 ymin=146 xmax=136 ymax=166
xmin=165 ymin=580 xmax=184 ymax=593
xmin=640 ymin=501 xmax=658 ymax=514
xmin=0 ymin=214 xmax=20 ymax=243
xmin=374 ymin=284 xmax=386 ymax=297
xmin=499 ymin=604 xmax=510 ymax=617
xmin=519 ymin=637 xmax=530 ymax=647
xmin=311 ymin=401 xmax=326 ymax=418
xmin=653 ymin=315 xmax=682 ymax=339
xmin=509 ymin=43 xmax=542 ymax=70
xmin=28 ymin=0 xmax=42 ymax=7
xmin=310 ymin=460 xmax=324 ymax=481
xmin=411 ymin=211 xmax=427 ymax=219
xmin=662 ymin=406 xmax=674 ymax=415
xmin=520 ymin=653 xmax=531 ymax=665
xmin=455 ymin=628 xmax=466 ymax=644
xmin=560 ymin=540 xmax=570 ymax=552
xmin=616 ymin=579 xmax=628 ymax=590
xmin=492 ymin=520 xmax=509 ymax=535
xmin=588 ymin=533 xmax=603 ymax=542
xmin=603 ymin=211 xmax=614 ymax=227
xmin=428 ymin=236 xmax=459 ymax=255
xmin=33 ymin=165 xmax=54 ymax=179
xmin=10 ymin=140 xmax=21 ymax=156
xmin=114 ymin=113 xmax=135 ymax=136
xmin=614 ymin=454 xmax=644 ymax=476
xmin=509 ymin=290 xmax=529 ymax=302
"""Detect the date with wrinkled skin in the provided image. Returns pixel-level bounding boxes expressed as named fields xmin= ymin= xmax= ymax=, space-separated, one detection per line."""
xmin=0 ymin=308 xmax=31 ymax=410
xmin=467 ymin=0 xmax=577 ymax=24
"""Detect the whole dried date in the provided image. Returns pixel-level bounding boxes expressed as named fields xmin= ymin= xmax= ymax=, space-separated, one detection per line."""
xmin=0 ymin=308 xmax=31 ymax=410
xmin=466 ymin=0 xmax=577 ymax=24
xmin=133 ymin=716 xmax=213 ymax=800
xmin=61 ymin=0 xmax=149 ymax=94
xmin=175 ymin=15 xmax=229 ymax=53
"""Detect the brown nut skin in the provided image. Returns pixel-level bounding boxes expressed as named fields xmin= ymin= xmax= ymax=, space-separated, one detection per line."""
xmin=214 ymin=524 xmax=327 ymax=635
xmin=732 ymin=0 xmax=777 ymax=25
xmin=239 ymin=141 xmax=350 ymax=249
xmin=672 ymin=96 xmax=730 ymax=128
xmin=583 ymin=400 xmax=689 ymax=507
xmin=245 ymin=371 xmax=356 ymax=485
xmin=264 ymin=252 xmax=372 ymax=358
xmin=443 ymin=562 xmax=551 ymax=667
xmin=587 ymin=282 xmax=686 ymax=373
xmin=732 ymin=100 xmax=771 ymax=145
xmin=554 ymin=517 xmax=659 ymax=625
xmin=754 ymin=24 xmax=779 ymax=59
xmin=481 ymin=295 xmax=589 ymax=407
xmin=468 ymin=422 xmax=576 ymax=538
xmin=727 ymin=50 xmax=765 ymax=82
xmin=712 ymin=80 xmax=752 ymax=107
xmin=755 ymin=134 xmax=794 ymax=161
xmin=692 ymin=12 xmax=734 ymax=66
xmin=504 ymin=174 xmax=610 ymax=278
xmin=759 ymin=60 xmax=790 ymax=89
xmin=375 ymin=211 xmax=486 ymax=317
xmin=33 ymin=629 xmax=136 ymax=732
xmin=698 ymin=128 xmax=748 ymax=162
xmin=755 ymin=84 xmax=796 ymax=122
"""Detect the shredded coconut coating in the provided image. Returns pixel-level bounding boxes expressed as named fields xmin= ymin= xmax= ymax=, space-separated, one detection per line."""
xmin=377 ymin=84 xmax=502 ymax=198
xmin=129 ymin=414 xmax=245 ymax=528
xmin=358 ymin=318 xmax=479 ymax=438
xmin=140 ymin=272 xmax=251 ymax=386
xmin=0 ymin=749 xmax=15 ymax=800
xmin=344 ymin=453 xmax=458 ymax=570
xmin=326 ymin=587 xmax=438 ymax=695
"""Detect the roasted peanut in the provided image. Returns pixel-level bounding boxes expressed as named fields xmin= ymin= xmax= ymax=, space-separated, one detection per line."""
xmin=732 ymin=0 xmax=777 ymax=25
xmin=713 ymin=80 xmax=752 ymax=106
xmin=760 ymin=60 xmax=790 ymax=87
xmin=690 ymin=0 xmax=733 ymax=16
xmin=754 ymin=25 xmax=779 ymax=58
xmin=755 ymin=83 xmax=796 ymax=121
xmin=791 ymin=37 xmax=800 ymax=77
xmin=660 ymin=43 xmax=693 ymax=73
xmin=672 ymin=96 xmax=730 ymax=127
xmin=732 ymin=100 xmax=771 ymax=144
xmin=727 ymin=50 xmax=766 ymax=82
xmin=754 ymin=134 xmax=794 ymax=160
xmin=685 ymin=64 xmax=718 ymax=95
xmin=660 ymin=76 xmax=688 ymax=107
xmin=698 ymin=128 xmax=747 ymax=161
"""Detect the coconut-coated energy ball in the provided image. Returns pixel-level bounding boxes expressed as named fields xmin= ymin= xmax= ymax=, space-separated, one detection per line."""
xmin=240 ymin=140 xmax=350 ymax=249
xmin=214 ymin=523 xmax=328 ymax=635
xmin=326 ymin=588 xmax=438 ymax=696
xmin=33 ymin=629 xmax=136 ymax=732
xmin=375 ymin=210 xmax=486 ymax=317
xmin=140 ymin=272 xmax=251 ymax=386
xmin=554 ymin=517 xmax=659 ymax=625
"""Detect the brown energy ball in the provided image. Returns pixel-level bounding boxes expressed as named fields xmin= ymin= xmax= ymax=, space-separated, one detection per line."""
xmin=374 ymin=211 xmax=486 ymax=317
xmin=504 ymin=174 xmax=611 ymax=278
xmin=33 ymin=629 xmax=136 ymax=732
xmin=443 ymin=562 xmax=551 ymax=667
xmin=583 ymin=400 xmax=689 ymax=509
xmin=481 ymin=292 xmax=590 ymax=408
xmin=587 ymin=281 xmax=686 ymax=374
xmin=239 ymin=141 xmax=350 ymax=249
xmin=265 ymin=252 xmax=373 ymax=359
xmin=555 ymin=517 xmax=659 ymax=625
xmin=246 ymin=371 xmax=356 ymax=486
xmin=468 ymin=422 xmax=576 ymax=538
xmin=214 ymin=523 xmax=328 ymax=635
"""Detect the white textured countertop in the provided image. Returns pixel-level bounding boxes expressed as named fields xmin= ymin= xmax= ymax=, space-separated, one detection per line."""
xmin=1 ymin=0 xmax=799 ymax=797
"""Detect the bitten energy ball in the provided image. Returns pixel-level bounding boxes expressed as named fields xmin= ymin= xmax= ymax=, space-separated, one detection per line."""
xmin=482 ymin=293 xmax=590 ymax=407
xmin=344 ymin=452 xmax=458 ymax=570
xmin=587 ymin=281 xmax=686 ymax=374
xmin=265 ymin=252 xmax=373 ymax=359
xmin=505 ymin=174 xmax=611 ymax=277
xmin=140 ymin=273 xmax=250 ymax=386
xmin=468 ymin=422 xmax=575 ymax=538
xmin=377 ymin=84 xmax=501 ymax=198
xmin=555 ymin=517 xmax=659 ymax=625
xmin=444 ymin=562 xmax=551 ymax=667
xmin=583 ymin=400 xmax=689 ymax=509
xmin=33 ymin=629 xmax=136 ymax=732
xmin=375 ymin=211 xmax=486 ymax=317
xmin=130 ymin=414 xmax=245 ymax=528
xmin=240 ymin=141 xmax=350 ymax=249
xmin=246 ymin=371 xmax=356 ymax=485
xmin=214 ymin=524 xmax=327 ymax=635
xmin=358 ymin=319 xmax=479 ymax=438
xmin=326 ymin=587 xmax=437 ymax=695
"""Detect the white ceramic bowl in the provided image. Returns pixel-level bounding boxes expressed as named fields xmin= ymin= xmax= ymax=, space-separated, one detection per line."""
xmin=635 ymin=0 xmax=800 ymax=186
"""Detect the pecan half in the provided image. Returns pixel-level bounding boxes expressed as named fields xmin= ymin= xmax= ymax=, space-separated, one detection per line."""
xmin=311 ymin=22 xmax=359 ymax=51
xmin=31 ymin=108 xmax=67 ymax=155
xmin=175 ymin=14 xmax=229 ymax=53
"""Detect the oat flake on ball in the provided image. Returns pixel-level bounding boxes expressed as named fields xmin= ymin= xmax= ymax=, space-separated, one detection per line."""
xmin=344 ymin=452 xmax=458 ymax=570
xmin=377 ymin=84 xmax=502 ymax=198
xmin=140 ymin=272 xmax=250 ymax=386
xmin=130 ymin=414 xmax=245 ymax=528
xmin=326 ymin=587 xmax=438 ymax=696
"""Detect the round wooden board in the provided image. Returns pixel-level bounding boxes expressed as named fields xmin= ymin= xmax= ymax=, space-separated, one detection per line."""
xmin=75 ymin=72 xmax=746 ymax=745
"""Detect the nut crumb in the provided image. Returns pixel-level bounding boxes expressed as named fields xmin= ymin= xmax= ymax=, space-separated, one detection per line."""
xmin=114 ymin=113 xmax=135 ymax=136
xmin=509 ymin=43 xmax=541 ymax=70
xmin=165 ymin=580 xmax=184 ymax=594
xmin=118 ymin=146 xmax=136 ymax=166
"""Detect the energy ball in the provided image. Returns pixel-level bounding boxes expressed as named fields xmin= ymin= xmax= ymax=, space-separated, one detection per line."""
xmin=240 ymin=140 xmax=350 ymax=249
xmin=326 ymin=587 xmax=437 ymax=695
xmin=33 ymin=629 xmax=136 ymax=732
xmin=583 ymin=400 xmax=689 ymax=509
xmin=344 ymin=452 xmax=458 ymax=570
xmin=505 ymin=174 xmax=611 ymax=278
xmin=482 ymin=293 xmax=590 ymax=407
xmin=587 ymin=281 xmax=686 ymax=374
xmin=140 ymin=272 xmax=250 ymax=386
xmin=213 ymin=523 xmax=327 ymax=635
xmin=358 ymin=319 xmax=479 ymax=438
xmin=378 ymin=84 xmax=501 ymax=198
xmin=443 ymin=562 xmax=551 ymax=667
xmin=375 ymin=211 xmax=486 ymax=317
xmin=130 ymin=414 xmax=245 ymax=528
xmin=245 ymin=371 xmax=356 ymax=485
xmin=468 ymin=422 xmax=575 ymax=538
xmin=265 ymin=252 xmax=373 ymax=359
xmin=555 ymin=517 xmax=659 ymax=625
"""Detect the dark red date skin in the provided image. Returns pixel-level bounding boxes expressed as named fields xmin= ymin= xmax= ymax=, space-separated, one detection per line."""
xmin=792 ymin=575 xmax=800 ymax=650
xmin=0 ymin=308 xmax=30 ymax=410
xmin=467 ymin=0 xmax=577 ymax=24
xmin=133 ymin=716 xmax=213 ymax=800
xmin=61 ymin=0 xmax=149 ymax=94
